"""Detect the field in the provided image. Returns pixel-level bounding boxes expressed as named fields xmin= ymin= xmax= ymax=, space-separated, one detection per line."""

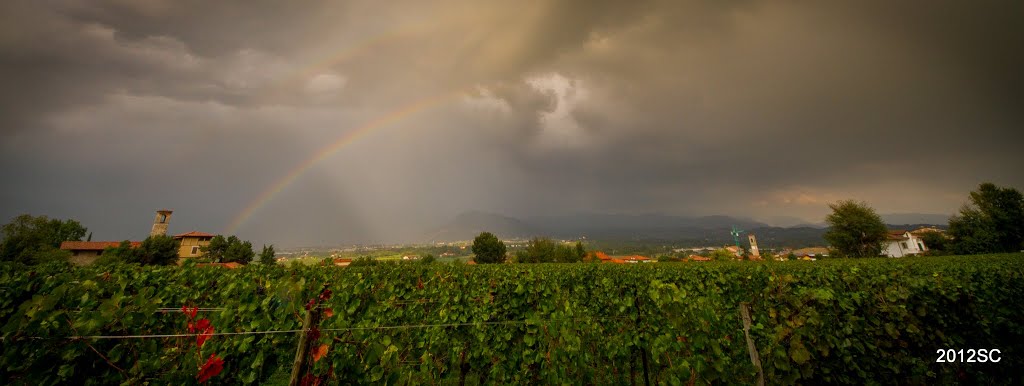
xmin=2 ymin=254 xmax=1023 ymax=385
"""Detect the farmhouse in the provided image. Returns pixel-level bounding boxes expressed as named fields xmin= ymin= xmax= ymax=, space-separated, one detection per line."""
xmin=688 ymin=255 xmax=712 ymax=262
xmin=174 ymin=231 xmax=215 ymax=258
xmin=58 ymin=210 xmax=219 ymax=264
xmin=882 ymin=230 xmax=927 ymax=257
xmin=618 ymin=255 xmax=655 ymax=263
xmin=587 ymin=252 xmax=655 ymax=264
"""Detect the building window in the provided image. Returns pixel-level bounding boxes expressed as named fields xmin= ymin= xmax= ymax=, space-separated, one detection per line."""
xmin=191 ymin=246 xmax=200 ymax=255
xmin=918 ymin=242 xmax=924 ymax=251
xmin=900 ymin=242 xmax=908 ymax=249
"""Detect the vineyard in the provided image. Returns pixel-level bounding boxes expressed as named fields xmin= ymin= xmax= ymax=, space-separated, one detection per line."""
xmin=2 ymin=254 xmax=1023 ymax=385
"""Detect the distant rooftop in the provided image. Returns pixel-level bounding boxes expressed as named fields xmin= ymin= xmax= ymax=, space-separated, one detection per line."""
xmin=60 ymin=241 xmax=141 ymax=250
xmin=174 ymin=231 xmax=216 ymax=239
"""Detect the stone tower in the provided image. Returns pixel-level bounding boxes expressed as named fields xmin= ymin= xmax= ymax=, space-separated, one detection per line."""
xmin=150 ymin=209 xmax=173 ymax=237
xmin=748 ymin=234 xmax=760 ymax=257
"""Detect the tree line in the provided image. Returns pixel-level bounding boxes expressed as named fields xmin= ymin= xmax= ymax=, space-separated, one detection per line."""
xmin=0 ymin=217 xmax=276 ymax=267
xmin=470 ymin=232 xmax=588 ymax=264
xmin=3 ymin=182 xmax=1020 ymax=266
xmin=824 ymin=182 xmax=1023 ymax=257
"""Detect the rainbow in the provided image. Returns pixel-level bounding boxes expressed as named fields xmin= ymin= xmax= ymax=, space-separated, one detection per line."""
xmin=226 ymin=14 xmax=476 ymax=234
xmin=224 ymin=88 xmax=471 ymax=234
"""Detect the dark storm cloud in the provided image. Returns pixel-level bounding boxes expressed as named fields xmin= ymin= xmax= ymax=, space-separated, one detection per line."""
xmin=1 ymin=0 xmax=1021 ymax=245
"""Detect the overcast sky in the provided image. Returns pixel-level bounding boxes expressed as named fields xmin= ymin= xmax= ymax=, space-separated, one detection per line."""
xmin=1 ymin=0 xmax=1022 ymax=246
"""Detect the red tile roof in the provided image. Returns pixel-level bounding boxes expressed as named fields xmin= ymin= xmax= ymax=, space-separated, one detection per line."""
xmin=887 ymin=230 xmax=910 ymax=240
xmin=196 ymin=262 xmax=242 ymax=269
xmin=60 ymin=241 xmax=141 ymax=251
xmin=689 ymin=255 xmax=712 ymax=262
xmin=620 ymin=255 xmax=652 ymax=261
xmin=586 ymin=251 xmax=617 ymax=263
xmin=174 ymin=231 xmax=216 ymax=239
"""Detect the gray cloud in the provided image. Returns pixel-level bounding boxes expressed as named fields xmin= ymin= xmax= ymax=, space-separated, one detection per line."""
xmin=1 ymin=0 xmax=1021 ymax=246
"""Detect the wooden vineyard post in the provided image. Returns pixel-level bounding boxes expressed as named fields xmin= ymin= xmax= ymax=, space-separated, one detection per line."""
xmin=739 ymin=302 xmax=765 ymax=386
xmin=633 ymin=292 xmax=651 ymax=386
xmin=289 ymin=308 xmax=320 ymax=386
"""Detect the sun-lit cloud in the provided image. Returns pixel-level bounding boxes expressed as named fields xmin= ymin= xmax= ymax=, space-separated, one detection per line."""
xmin=305 ymin=73 xmax=347 ymax=95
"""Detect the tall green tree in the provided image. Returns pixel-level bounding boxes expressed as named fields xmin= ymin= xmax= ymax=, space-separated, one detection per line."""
xmin=918 ymin=231 xmax=949 ymax=254
xmin=574 ymin=241 xmax=587 ymax=261
xmin=948 ymin=183 xmax=1024 ymax=254
xmin=224 ymin=239 xmax=255 ymax=264
xmin=518 ymin=237 xmax=556 ymax=263
xmin=471 ymin=232 xmax=506 ymax=264
xmin=259 ymin=244 xmax=277 ymax=265
xmin=98 ymin=240 xmax=137 ymax=265
xmin=200 ymin=235 xmax=255 ymax=264
xmin=823 ymin=200 xmax=888 ymax=257
xmin=133 ymin=235 xmax=180 ymax=266
xmin=1 ymin=214 xmax=87 ymax=264
xmin=709 ymin=249 xmax=735 ymax=261
xmin=553 ymin=243 xmax=583 ymax=263
xmin=201 ymin=235 xmax=229 ymax=261
xmin=515 ymin=238 xmax=583 ymax=263
xmin=99 ymin=236 xmax=179 ymax=266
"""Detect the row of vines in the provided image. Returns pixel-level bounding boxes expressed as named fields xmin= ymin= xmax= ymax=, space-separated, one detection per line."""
xmin=2 ymin=254 xmax=1023 ymax=385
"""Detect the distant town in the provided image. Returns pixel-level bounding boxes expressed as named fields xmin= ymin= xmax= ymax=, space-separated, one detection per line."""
xmin=52 ymin=206 xmax=949 ymax=269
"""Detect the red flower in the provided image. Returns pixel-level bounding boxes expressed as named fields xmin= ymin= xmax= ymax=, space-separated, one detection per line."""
xmin=197 ymin=354 xmax=224 ymax=383
xmin=189 ymin=318 xmax=211 ymax=333
xmin=195 ymin=319 xmax=215 ymax=348
xmin=312 ymin=344 xmax=329 ymax=362
xmin=319 ymin=288 xmax=332 ymax=301
xmin=195 ymin=318 xmax=211 ymax=331
xmin=182 ymin=305 xmax=198 ymax=319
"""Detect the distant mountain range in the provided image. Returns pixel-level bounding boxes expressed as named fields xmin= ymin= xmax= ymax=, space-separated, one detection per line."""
xmin=879 ymin=213 xmax=952 ymax=225
xmin=427 ymin=211 xmax=768 ymax=240
xmin=425 ymin=211 xmax=539 ymax=241
xmin=424 ymin=211 xmax=951 ymax=248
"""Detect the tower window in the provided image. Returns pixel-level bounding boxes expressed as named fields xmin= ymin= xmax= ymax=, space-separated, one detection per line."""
xmin=159 ymin=214 xmax=167 ymax=223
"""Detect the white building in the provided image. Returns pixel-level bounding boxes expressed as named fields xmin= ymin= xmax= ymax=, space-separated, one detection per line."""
xmin=882 ymin=230 xmax=927 ymax=257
